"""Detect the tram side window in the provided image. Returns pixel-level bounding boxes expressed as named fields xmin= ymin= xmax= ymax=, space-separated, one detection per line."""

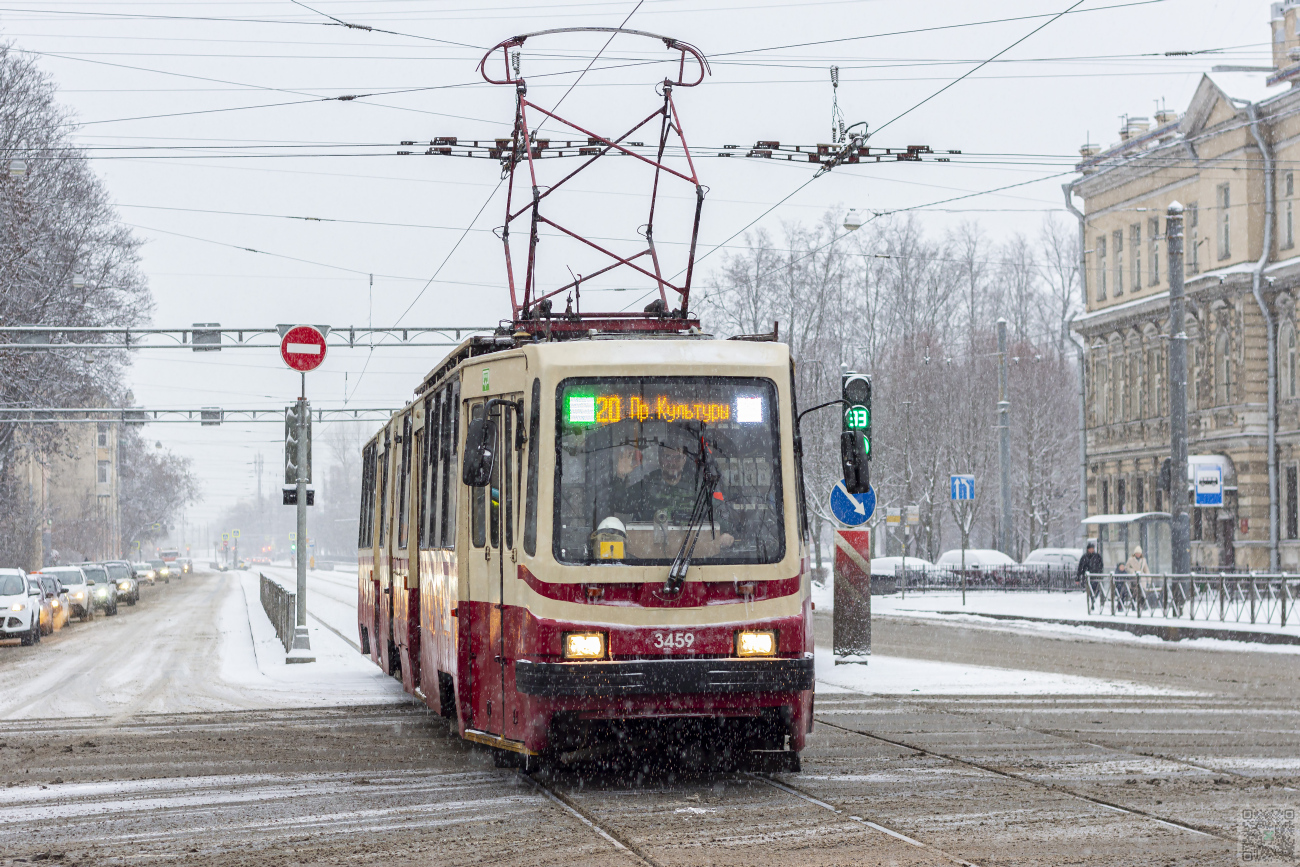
xmin=378 ymin=431 xmax=391 ymax=546
xmin=469 ymin=402 xmax=486 ymax=548
xmin=396 ymin=414 xmax=412 ymax=549
xmin=359 ymin=442 xmax=377 ymax=548
xmin=443 ymin=382 xmax=460 ymax=546
xmin=421 ymin=392 xmax=441 ymax=548
xmin=523 ymin=378 xmax=541 ymax=556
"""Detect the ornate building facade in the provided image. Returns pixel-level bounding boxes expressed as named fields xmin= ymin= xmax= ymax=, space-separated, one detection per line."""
xmin=1069 ymin=1 xmax=1300 ymax=571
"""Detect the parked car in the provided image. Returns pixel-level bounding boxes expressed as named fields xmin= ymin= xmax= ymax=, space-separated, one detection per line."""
xmin=132 ymin=561 xmax=156 ymax=585
xmin=78 ymin=564 xmax=119 ymax=616
xmin=1022 ymin=547 xmax=1084 ymax=570
xmin=104 ymin=561 xmax=139 ymax=605
xmin=935 ymin=549 xmax=1018 ymax=571
xmin=1 ymin=569 xmax=42 ymax=645
xmin=869 ymin=555 xmax=936 ymax=576
xmin=25 ymin=576 xmax=54 ymax=636
xmin=36 ymin=566 xmax=94 ymax=622
xmin=150 ymin=559 xmax=171 ymax=583
xmin=37 ymin=574 xmax=70 ymax=633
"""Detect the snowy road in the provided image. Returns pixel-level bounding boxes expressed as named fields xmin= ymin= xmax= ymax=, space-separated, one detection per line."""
xmin=0 ymin=567 xmax=403 ymax=720
xmin=0 ymin=571 xmax=1294 ymax=865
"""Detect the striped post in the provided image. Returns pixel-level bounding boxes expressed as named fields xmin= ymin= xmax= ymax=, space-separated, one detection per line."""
xmin=833 ymin=529 xmax=872 ymax=660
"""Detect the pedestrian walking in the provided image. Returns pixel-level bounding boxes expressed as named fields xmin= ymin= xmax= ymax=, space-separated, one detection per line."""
xmin=1126 ymin=546 xmax=1156 ymax=609
xmin=1077 ymin=542 xmax=1105 ymax=608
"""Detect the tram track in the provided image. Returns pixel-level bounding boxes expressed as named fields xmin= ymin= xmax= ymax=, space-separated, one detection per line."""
xmin=520 ymin=771 xmax=662 ymax=867
xmin=876 ymin=691 xmax=1300 ymax=797
xmin=814 ymin=716 xmax=1228 ymax=844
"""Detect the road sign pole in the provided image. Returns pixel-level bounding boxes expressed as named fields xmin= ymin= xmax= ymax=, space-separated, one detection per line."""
xmin=290 ymin=387 xmax=314 ymax=662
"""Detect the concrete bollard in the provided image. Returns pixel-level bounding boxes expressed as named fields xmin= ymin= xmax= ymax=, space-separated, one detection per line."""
xmin=833 ymin=529 xmax=871 ymax=662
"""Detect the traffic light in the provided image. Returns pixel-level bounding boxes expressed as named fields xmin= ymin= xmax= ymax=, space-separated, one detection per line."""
xmin=841 ymin=371 xmax=872 ymax=494
xmin=284 ymin=401 xmax=312 ymax=484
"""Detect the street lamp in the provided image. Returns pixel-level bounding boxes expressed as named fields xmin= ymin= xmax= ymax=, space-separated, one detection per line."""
xmin=8 ymin=159 xmax=27 ymax=179
xmin=71 ymin=273 xmax=85 ymax=290
xmin=843 ymin=209 xmax=864 ymax=231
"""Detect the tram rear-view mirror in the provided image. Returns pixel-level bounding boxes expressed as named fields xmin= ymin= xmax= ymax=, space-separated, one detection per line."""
xmin=462 ymin=415 xmax=497 ymax=487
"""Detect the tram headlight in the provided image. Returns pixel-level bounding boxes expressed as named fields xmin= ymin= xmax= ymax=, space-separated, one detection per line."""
xmin=735 ymin=630 xmax=776 ymax=657
xmin=562 ymin=632 xmax=606 ymax=660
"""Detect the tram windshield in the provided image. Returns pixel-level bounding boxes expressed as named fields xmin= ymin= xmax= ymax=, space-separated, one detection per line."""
xmin=555 ymin=376 xmax=785 ymax=566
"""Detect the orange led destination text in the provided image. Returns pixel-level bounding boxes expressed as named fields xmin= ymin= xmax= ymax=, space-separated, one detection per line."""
xmin=594 ymin=394 xmax=731 ymax=425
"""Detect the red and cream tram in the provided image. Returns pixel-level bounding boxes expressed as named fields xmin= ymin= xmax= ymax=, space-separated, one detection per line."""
xmin=356 ymin=332 xmax=815 ymax=765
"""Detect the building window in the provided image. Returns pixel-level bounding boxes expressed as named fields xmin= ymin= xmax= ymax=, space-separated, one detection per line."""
xmin=1285 ymin=172 xmax=1295 ymax=250
xmin=1192 ymin=507 xmax=1202 ymax=541
xmin=1218 ymin=183 xmax=1231 ymax=260
xmin=1093 ymin=352 xmax=1109 ymax=424
xmin=1117 ymin=477 xmax=1127 ymax=514
xmin=1101 ymin=478 xmax=1110 ymax=514
xmin=1187 ymin=202 xmax=1200 ymax=275
xmin=1288 ymin=465 xmax=1299 ymax=540
xmin=1216 ymin=330 xmax=1231 ymax=405
xmin=1150 ymin=346 xmax=1164 ymax=416
xmin=96 ymin=423 xmax=108 ymax=448
xmin=1096 ymin=235 xmax=1107 ymax=300
xmin=1148 ymin=217 xmax=1160 ymax=284
xmin=1282 ymin=321 xmax=1297 ymax=399
xmin=1113 ymin=229 xmax=1125 ymax=296
xmin=1135 ymin=476 xmax=1145 ymax=513
xmin=1155 ymin=487 xmax=1163 ymax=513
xmin=1130 ymin=223 xmax=1142 ymax=289
xmin=96 ymin=460 xmax=110 ymax=485
xmin=1112 ymin=354 xmax=1124 ymax=422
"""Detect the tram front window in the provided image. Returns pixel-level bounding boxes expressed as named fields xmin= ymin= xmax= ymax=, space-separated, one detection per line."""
xmin=555 ymin=376 xmax=785 ymax=566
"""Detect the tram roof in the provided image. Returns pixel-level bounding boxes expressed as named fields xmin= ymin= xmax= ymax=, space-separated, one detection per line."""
xmin=414 ymin=331 xmax=790 ymax=399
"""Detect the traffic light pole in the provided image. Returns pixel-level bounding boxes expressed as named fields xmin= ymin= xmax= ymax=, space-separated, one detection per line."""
xmin=289 ymin=373 xmax=314 ymax=663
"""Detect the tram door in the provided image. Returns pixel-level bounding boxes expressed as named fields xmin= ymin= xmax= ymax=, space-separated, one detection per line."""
xmin=466 ymin=395 xmax=520 ymax=735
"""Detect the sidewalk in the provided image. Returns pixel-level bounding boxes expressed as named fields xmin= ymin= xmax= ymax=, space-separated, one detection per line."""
xmin=813 ymin=580 xmax=1300 ymax=649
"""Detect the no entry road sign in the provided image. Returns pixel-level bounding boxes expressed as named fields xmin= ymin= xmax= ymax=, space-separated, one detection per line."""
xmin=280 ymin=325 xmax=328 ymax=372
xmin=830 ymin=479 xmax=875 ymax=526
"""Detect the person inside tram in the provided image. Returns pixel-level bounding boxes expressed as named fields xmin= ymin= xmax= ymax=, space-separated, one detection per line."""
xmin=611 ymin=441 xmax=735 ymax=551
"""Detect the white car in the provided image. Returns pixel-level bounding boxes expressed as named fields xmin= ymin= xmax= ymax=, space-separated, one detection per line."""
xmin=935 ymin=549 xmax=1018 ymax=570
xmin=1022 ymin=547 xmax=1084 ymax=569
xmin=36 ymin=566 xmax=95 ymax=622
xmin=869 ymin=555 xmax=935 ymax=576
xmin=1 ymin=569 xmax=42 ymax=645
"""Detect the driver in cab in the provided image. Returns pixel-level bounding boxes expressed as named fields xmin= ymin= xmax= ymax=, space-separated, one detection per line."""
xmin=610 ymin=441 xmax=734 ymax=551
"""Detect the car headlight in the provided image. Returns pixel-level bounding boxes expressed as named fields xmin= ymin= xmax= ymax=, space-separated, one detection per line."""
xmin=736 ymin=630 xmax=777 ymax=657
xmin=51 ymin=600 xmax=59 ymax=608
xmin=562 ymin=632 xmax=606 ymax=660
xmin=10 ymin=603 xmax=25 ymax=612
xmin=73 ymin=591 xmax=84 ymax=599
xmin=95 ymin=587 xmax=107 ymax=596
xmin=119 ymin=582 xmax=131 ymax=590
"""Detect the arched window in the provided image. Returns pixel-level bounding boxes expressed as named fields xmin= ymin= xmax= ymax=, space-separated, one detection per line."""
xmin=1215 ymin=329 xmax=1232 ymax=406
xmin=1092 ymin=347 xmax=1109 ymax=425
xmin=1282 ymin=321 xmax=1297 ymax=400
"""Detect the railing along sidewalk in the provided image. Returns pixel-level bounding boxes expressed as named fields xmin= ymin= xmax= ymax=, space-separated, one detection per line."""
xmin=259 ymin=572 xmax=297 ymax=652
xmin=897 ymin=565 xmax=1079 ymax=595
xmin=1085 ymin=572 xmax=1299 ymax=627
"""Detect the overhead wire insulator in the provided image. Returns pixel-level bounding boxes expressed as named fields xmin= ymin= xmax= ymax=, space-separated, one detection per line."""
xmin=830 ymin=65 xmax=846 ymax=145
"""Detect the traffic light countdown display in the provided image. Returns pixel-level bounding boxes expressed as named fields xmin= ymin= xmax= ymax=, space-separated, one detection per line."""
xmin=841 ymin=372 xmax=872 ymax=494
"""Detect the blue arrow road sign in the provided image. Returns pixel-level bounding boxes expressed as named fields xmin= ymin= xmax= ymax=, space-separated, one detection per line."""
xmin=831 ymin=480 xmax=875 ymax=526
xmin=950 ymin=474 xmax=975 ymax=501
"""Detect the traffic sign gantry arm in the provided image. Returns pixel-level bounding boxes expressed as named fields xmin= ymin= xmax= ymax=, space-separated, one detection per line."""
xmin=841 ymin=371 xmax=872 ymax=494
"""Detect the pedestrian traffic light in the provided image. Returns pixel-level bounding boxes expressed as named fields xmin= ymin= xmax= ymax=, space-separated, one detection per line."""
xmin=841 ymin=371 xmax=872 ymax=494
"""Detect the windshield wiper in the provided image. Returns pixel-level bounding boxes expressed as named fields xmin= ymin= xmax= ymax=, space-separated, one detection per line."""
xmin=666 ymin=434 xmax=722 ymax=595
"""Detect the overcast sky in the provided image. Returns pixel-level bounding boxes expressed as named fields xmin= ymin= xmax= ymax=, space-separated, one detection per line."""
xmin=0 ymin=0 xmax=1269 ymax=548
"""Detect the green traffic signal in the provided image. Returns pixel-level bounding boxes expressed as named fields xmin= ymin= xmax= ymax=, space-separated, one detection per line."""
xmin=845 ymin=405 xmax=870 ymax=429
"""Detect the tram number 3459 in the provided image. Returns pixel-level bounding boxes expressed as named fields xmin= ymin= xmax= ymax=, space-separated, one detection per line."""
xmin=653 ymin=632 xmax=695 ymax=649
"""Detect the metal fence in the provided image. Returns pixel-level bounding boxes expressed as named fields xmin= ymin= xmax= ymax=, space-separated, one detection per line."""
xmin=894 ymin=565 xmax=1080 ymax=594
xmin=259 ymin=572 xmax=296 ymax=652
xmin=1085 ymin=573 xmax=1300 ymax=627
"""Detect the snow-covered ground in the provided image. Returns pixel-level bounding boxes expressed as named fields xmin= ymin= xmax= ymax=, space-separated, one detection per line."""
xmin=813 ymin=579 xmax=1300 ymax=652
xmin=813 ymin=647 xmax=1191 ymax=696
